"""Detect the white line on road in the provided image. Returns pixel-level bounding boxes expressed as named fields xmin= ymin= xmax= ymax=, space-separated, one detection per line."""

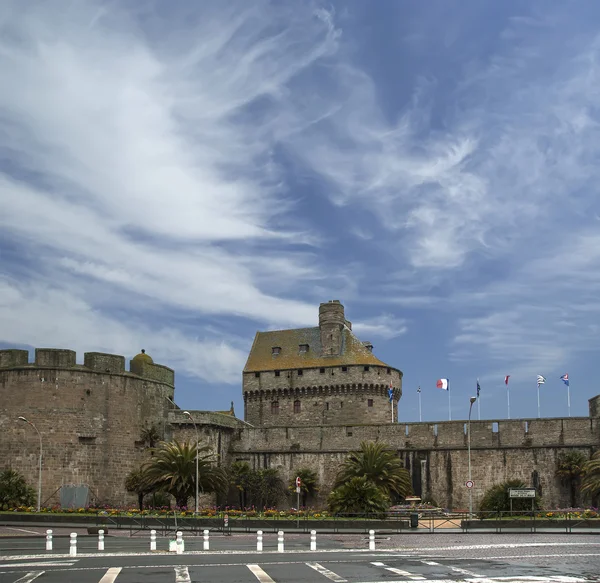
xmin=174 ymin=566 xmax=191 ymax=583
xmin=13 ymin=572 xmax=44 ymax=583
xmin=420 ymin=559 xmax=482 ymax=578
xmin=306 ymin=562 xmax=348 ymax=582
xmin=99 ymin=567 xmax=122 ymax=583
xmin=0 ymin=562 xmax=76 ymax=568
xmin=4 ymin=527 xmax=41 ymax=535
xmin=247 ymin=564 xmax=276 ymax=582
xmin=354 ymin=578 xmax=586 ymax=583
xmin=371 ymin=561 xmax=425 ymax=580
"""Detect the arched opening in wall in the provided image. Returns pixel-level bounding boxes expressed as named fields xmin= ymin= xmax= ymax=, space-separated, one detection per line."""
xmin=433 ymin=424 xmax=438 ymax=437
xmin=271 ymin=401 xmax=279 ymax=415
xmin=367 ymin=399 xmax=373 ymax=408
xmin=492 ymin=422 xmax=499 ymax=433
xmin=293 ymin=400 xmax=301 ymax=414
xmin=524 ymin=421 xmax=529 ymax=434
xmin=405 ymin=425 xmax=409 ymax=436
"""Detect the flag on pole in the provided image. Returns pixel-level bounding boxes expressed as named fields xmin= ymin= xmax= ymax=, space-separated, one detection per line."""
xmin=537 ymin=375 xmax=546 ymax=388
xmin=388 ymin=381 xmax=394 ymax=402
xmin=505 ymin=375 xmax=510 ymax=385
xmin=417 ymin=386 xmax=421 ymax=393
xmin=476 ymin=379 xmax=481 ymax=398
xmin=436 ymin=378 xmax=449 ymax=391
xmin=560 ymin=373 xmax=569 ymax=387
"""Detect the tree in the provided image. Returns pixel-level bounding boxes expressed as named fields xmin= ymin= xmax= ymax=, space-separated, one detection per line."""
xmin=140 ymin=425 xmax=161 ymax=449
xmin=246 ymin=468 xmax=286 ymax=509
xmin=0 ymin=469 xmax=36 ymax=510
xmin=479 ymin=479 xmax=542 ymax=513
xmin=582 ymin=451 xmax=600 ymax=502
xmin=334 ymin=441 xmax=412 ymax=499
xmin=229 ymin=461 xmax=252 ymax=508
xmin=125 ymin=466 xmax=155 ymax=511
xmin=328 ymin=476 xmax=389 ymax=515
xmin=555 ymin=451 xmax=587 ymax=508
xmin=288 ymin=468 xmax=319 ymax=507
xmin=142 ymin=440 xmax=227 ymax=508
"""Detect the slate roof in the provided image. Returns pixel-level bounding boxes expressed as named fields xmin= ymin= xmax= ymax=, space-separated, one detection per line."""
xmin=243 ymin=326 xmax=394 ymax=373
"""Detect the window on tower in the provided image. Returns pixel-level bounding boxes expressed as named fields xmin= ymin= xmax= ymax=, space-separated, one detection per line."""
xmin=367 ymin=399 xmax=373 ymax=407
xmin=272 ymin=347 xmax=281 ymax=355
xmin=294 ymin=400 xmax=301 ymax=414
xmin=271 ymin=401 xmax=279 ymax=415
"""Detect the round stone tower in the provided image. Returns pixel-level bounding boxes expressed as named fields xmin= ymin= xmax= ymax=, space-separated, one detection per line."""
xmin=319 ymin=300 xmax=346 ymax=357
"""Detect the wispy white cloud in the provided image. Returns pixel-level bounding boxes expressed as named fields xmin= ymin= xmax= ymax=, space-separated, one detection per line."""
xmin=352 ymin=314 xmax=408 ymax=340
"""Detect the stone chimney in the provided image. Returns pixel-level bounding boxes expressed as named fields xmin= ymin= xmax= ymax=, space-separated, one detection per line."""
xmin=319 ymin=300 xmax=346 ymax=357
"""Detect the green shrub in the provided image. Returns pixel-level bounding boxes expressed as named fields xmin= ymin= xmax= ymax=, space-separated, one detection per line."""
xmin=328 ymin=476 xmax=390 ymax=515
xmin=0 ymin=470 xmax=36 ymax=510
xmin=479 ymin=479 xmax=542 ymax=514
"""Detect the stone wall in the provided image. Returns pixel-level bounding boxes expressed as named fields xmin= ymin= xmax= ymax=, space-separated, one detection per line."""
xmin=243 ymin=364 xmax=402 ymax=426
xmin=230 ymin=416 xmax=600 ymax=509
xmin=0 ymin=350 xmax=174 ymax=507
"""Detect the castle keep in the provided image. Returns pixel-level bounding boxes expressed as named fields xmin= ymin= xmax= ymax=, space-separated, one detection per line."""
xmin=1 ymin=301 xmax=599 ymax=509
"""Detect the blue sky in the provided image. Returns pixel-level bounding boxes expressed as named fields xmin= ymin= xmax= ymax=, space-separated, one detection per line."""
xmin=1 ymin=0 xmax=599 ymax=423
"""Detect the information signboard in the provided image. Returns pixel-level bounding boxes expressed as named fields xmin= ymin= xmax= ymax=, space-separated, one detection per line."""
xmin=509 ymin=488 xmax=536 ymax=499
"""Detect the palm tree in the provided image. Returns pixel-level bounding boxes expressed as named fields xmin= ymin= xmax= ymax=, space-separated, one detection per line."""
xmin=288 ymin=468 xmax=319 ymax=507
xmin=229 ymin=461 xmax=251 ymax=508
xmin=328 ymin=476 xmax=389 ymax=515
xmin=334 ymin=441 xmax=412 ymax=499
xmin=140 ymin=425 xmax=161 ymax=449
xmin=125 ymin=466 xmax=155 ymax=511
xmin=555 ymin=451 xmax=587 ymax=508
xmin=582 ymin=451 xmax=600 ymax=503
xmin=142 ymin=440 xmax=227 ymax=508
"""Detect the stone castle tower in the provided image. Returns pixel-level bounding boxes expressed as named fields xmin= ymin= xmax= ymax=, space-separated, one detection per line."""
xmin=242 ymin=300 xmax=402 ymax=426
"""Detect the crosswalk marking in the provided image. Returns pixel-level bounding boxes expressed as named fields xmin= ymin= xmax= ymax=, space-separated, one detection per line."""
xmin=248 ymin=564 xmax=277 ymax=582
xmin=13 ymin=573 xmax=44 ymax=583
xmin=99 ymin=567 xmax=122 ymax=582
xmin=420 ymin=559 xmax=482 ymax=577
xmin=306 ymin=562 xmax=347 ymax=582
xmin=174 ymin=566 xmax=191 ymax=583
xmin=371 ymin=561 xmax=425 ymax=580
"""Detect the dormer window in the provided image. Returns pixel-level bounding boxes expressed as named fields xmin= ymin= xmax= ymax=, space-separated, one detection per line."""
xmin=364 ymin=366 xmax=370 ymax=372
xmin=272 ymin=347 xmax=281 ymax=356
xmin=299 ymin=344 xmax=309 ymax=353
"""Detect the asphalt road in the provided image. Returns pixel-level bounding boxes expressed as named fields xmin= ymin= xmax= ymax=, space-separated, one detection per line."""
xmin=0 ymin=532 xmax=599 ymax=582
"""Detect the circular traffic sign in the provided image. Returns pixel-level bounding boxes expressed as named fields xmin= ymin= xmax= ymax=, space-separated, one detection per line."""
xmin=466 ymin=480 xmax=474 ymax=489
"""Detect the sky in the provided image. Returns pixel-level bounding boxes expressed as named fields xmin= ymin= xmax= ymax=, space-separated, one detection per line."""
xmin=1 ymin=0 xmax=599 ymax=423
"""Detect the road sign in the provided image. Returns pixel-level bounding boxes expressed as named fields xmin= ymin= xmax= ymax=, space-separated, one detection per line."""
xmin=295 ymin=476 xmax=301 ymax=488
xmin=465 ymin=480 xmax=474 ymax=489
xmin=509 ymin=488 xmax=536 ymax=498
xmin=296 ymin=486 xmax=301 ymax=494
xmin=224 ymin=514 xmax=229 ymax=527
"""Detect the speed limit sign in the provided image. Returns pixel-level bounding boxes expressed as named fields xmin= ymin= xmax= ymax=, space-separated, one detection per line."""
xmin=466 ymin=480 xmax=474 ymax=489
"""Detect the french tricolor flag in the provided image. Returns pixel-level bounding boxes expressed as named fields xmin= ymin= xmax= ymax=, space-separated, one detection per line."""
xmin=436 ymin=378 xmax=449 ymax=391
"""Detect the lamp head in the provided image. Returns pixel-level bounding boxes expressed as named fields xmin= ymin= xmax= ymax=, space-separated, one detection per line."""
xmin=18 ymin=416 xmax=28 ymax=422
xmin=469 ymin=397 xmax=477 ymax=404
xmin=183 ymin=410 xmax=191 ymax=417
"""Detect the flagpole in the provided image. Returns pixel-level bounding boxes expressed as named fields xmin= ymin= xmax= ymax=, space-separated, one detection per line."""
xmin=567 ymin=385 xmax=571 ymax=417
xmin=507 ymin=385 xmax=511 ymax=419
xmin=448 ymin=383 xmax=452 ymax=421
xmin=477 ymin=396 xmax=481 ymax=420
xmin=537 ymin=383 xmax=540 ymax=418
xmin=418 ymin=390 xmax=422 ymax=422
xmin=391 ymin=397 xmax=394 ymax=423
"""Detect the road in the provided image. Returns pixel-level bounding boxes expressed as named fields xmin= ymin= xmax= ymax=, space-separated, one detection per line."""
xmin=0 ymin=532 xmax=599 ymax=582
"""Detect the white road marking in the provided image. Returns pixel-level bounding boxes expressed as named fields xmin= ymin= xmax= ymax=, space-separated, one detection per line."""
xmin=355 ymin=580 xmax=586 ymax=583
xmin=306 ymin=562 xmax=347 ymax=582
xmin=174 ymin=566 xmax=191 ymax=583
xmin=13 ymin=573 xmax=44 ymax=583
xmin=0 ymin=562 xmax=76 ymax=568
xmin=420 ymin=559 xmax=482 ymax=577
xmin=247 ymin=564 xmax=276 ymax=582
xmin=4 ymin=527 xmax=41 ymax=535
xmin=99 ymin=567 xmax=122 ymax=583
xmin=371 ymin=561 xmax=425 ymax=580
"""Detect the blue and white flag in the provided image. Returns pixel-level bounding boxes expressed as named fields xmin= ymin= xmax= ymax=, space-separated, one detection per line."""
xmin=560 ymin=373 xmax=569 ymax=387
xmin=388 ymin=381 xmax=393 ymax=402
xmin=476 ymin=379 xmax=481 ymax=398
xmin=537 ymin=375 xmax=546 ymax=388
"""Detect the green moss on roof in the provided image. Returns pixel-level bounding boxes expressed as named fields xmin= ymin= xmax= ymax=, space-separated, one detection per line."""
xmin=243 ymin=327 xmax=395 ymax=373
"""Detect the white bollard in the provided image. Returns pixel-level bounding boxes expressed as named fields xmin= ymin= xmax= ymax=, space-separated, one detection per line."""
xmin=256 ymin=530 xmax=263 ymax=552
xmin=98 ymin=529 xmax=104 ymax=551
xmin=150 ymin=529 xmax=157 ymax=551
xmin=176 ymin=531 xmax=184 ymax=555
xmin=69 ymin=532 xmax=77 ymax=557
xmin=369 ymin=529 xmax=375 ymax=551
xmin=203 ymin=529 xmax=209 ymax=551
xmin=277 ymin=530 xmax=284 ymax=553
xmin=45 ymin=530 xmax=53 ymax=551
xmin=310 ymin=530 xmax=316 ymax=551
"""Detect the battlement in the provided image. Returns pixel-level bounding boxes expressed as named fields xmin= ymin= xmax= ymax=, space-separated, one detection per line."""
xmin=0 ymin=347 xmax=174 ymax=387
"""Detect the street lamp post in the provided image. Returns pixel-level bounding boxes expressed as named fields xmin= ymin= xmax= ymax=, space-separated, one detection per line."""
xmin=18 ymin=416 xmax=42 ymax=512
xmin=183 ymin=411 xmax=199 ymax=515
xmin=467 ymin=397 xmax=477 ymax=519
